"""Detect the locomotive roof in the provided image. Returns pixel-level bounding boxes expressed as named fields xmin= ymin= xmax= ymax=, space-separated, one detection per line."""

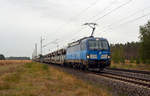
xmin=68 ymin=36 xmax=107 ymax=47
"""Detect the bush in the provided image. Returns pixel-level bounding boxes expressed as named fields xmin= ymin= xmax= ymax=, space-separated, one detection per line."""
xmin=113 ymin=58 xmax=120 ymax=63
xmin=146 ymin=59 xmax=150 ymax=64
xmin=130 ymin=58 xmax=134 ymax=63
xmin=136 ymin=58 xmax=140 ymax=64
xmin=113 ymin=59 xmax=119 ymax=63
xmin=120 ymin=58 xmax=125 ymax=64
xmin=141 ymin=59 xmax=146 ymax=64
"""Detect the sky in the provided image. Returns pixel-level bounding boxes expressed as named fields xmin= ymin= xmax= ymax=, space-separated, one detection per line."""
xmin=0 ymin=0 xmax=150 ymax=57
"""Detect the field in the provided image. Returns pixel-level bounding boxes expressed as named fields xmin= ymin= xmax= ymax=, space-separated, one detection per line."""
xmin=0 ymin=60 xmax=112 ymax=96
xmin=111 ymin=61 xmax=150 ymax=71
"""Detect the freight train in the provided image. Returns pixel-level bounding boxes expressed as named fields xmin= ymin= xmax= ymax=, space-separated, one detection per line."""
xmin=34 ymin=36 xmax=111 ymax=71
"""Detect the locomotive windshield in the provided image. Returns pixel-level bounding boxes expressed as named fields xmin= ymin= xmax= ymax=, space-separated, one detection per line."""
xmin=88 ymin=40 xmax=109 ymax=50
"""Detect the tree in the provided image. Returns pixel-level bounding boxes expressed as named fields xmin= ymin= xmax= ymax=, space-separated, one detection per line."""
xmin=111 ymin=44 xmax=124 ymax=63
xmin=136 ymin=58 xmax=140 ymax=64
xmin=139 ymin=21 xmax=150 ymax=61
xmin=0 ymin=54 xmax=5 ymax=60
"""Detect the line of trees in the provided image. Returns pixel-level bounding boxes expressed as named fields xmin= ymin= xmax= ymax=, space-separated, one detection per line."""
xmin=6 ymin=57 xmax=30 ymax=60
xmin=0 ymin=54 xmax=30 ymax=60
xmin=110 ymin=42 xmax=140 ymax=64
xmin=111 ymin=20 xmax=150 ymax=64
xmin=0 ymin=54 xmax=5 ymax=60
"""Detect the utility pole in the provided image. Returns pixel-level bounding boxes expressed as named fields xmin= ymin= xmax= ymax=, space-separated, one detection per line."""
xmin=40 ymin=36 xmax=45 ymax=55
xmin=35 ymin=43 xmax=37 ymax=57
xmin=83 ymin=23 xmax=97 ymax=37
xmin=32 ymin=43 xmax=38 ymax=59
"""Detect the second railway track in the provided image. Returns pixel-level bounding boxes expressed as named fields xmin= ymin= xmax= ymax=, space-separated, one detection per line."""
xmin=96 ymin=72 xmax=150 ymax=89
xmin=95 ymin=68 xmax=150 ymax=89
xmin=87 ymin=67 xmax=150 ymax=89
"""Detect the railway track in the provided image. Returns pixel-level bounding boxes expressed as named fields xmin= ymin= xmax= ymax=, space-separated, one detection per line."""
xmin=94 ymin=68 xmax=150 ymax=89
xmin=97 ymin=72 xmax=150 ymax=88
xmin=104 ymin=68 xmax=150 ymax=81
xmin=48 ymin=63 xmax=150 ymax=89
xmin=45 ymin=63 xmax=150 ymax=96
xmin=106 ymin=68 xmax=150 ymax=75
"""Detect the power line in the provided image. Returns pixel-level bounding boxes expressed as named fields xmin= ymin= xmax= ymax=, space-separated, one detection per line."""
xmin=70 ymin=0 xmax=127 ymax=40
xmin=98 ymin=6 xmax=150 ymax=32
xmin=74 ymin=0 xmax=99 ymax=18
xmin=119 ymin=12 xmax=150 ymax=26
xmin=86 ymin=1 xmax=115 ymax=22
xmin=111 ymin=6 xmax=150 ymax=27
xmin=73 ymin=0 xmax=132 ymax=39
xmin=55 ymin=0 xmax=99 ymax=34
xmin=43 ymin=39 xmax=59 ymax=48
xmin=49 ymin=0 xmax=100 ymax=48
xmin=99 ymin=11 xmax=150 ymax=33
xmin=94 ymin=0 xmax=133 ymax=22
xmin=55 ymin=0 xmax=118 ymax=43
xmin=69 ymin=1 xmax=117 ymax=40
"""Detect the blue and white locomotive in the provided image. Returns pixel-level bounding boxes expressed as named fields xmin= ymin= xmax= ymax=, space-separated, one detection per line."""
xmin=65 ymin=36 xmax=111 ymax=70
xmin=41 ymin=36 xmax=111 ymax=71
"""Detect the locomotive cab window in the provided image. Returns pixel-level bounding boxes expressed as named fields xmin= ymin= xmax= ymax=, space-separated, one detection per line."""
xmin=101 ymin=40 xmax=109 ymax=50
xmin=81 ymin=40 xmax=87 ymax=50
xmin=88 ymin=39 xmax=109 ymax=50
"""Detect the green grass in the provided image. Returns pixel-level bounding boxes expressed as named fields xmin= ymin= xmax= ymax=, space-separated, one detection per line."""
xmin=111 ymin=61 xmax=150 ymax=71
xmin=0 ymin=61 xmax=112 ymax=96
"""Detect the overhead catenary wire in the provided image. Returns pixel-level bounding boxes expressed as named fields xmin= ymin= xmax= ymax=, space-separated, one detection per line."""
xmin=49 ymin=0 xmax=100 ymax=47
xmin=99 ymin=11 xmax=150 ymax=33
xmin=56 ymin=0 xmax=132 ymax=45
xmin=118 ymin=12 xmax=150 ymax=26
xmin=70 ymin=0 xmax=124 ymax=41
xmin=73 ymin=0 xmax=133 ymax=38
xmin=43 ymin=0 xmax=100 ymax=52
xmin=62 ymin=0 xmax=150 ymax=47
xmin=55 ymin=0 xmax=100 ymax=35
xmin=86 ymin=1 xmax=116 ymax=22
xmin=94 ymin=0 xmax=133 ymax=22
xmin=107 ymin=6 xmax=150 ymax=28
xmin=43 ymin=39 xmax=59 ymax=48
xmin=97 ymin=6 xmax=150 ymax=32
xmin=42 ymin=0 xmax=150 ymax=54
xmin=74 ymin=0 xmax=99 ymax=18
xmin=66 ymin=0 xmax=117 ymax=42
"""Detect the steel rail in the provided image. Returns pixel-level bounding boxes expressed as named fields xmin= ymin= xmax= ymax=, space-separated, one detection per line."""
xmin=96 ymin=72 xmax=150 ymax=88
xmin=106 ymin=68 xmax=150 ymax=75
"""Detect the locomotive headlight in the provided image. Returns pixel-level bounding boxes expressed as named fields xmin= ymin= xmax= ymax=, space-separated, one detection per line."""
xmin=87 ymin=54 xmax=97 ymax=59
xmin=87 ymin=55 xmax=90 ymax=59
xmin=107 ymin=55 xmax=111 ymax=59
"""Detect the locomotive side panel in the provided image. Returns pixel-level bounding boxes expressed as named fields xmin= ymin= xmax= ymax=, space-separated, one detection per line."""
xmin=65 ymin=37 xmax=111 ymax=70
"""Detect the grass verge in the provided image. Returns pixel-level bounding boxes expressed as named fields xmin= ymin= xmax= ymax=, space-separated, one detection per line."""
xmin=111 ymin=61 xmax=150 ymax=71
xmin=0 ymin=61 xmax=112 ymax=96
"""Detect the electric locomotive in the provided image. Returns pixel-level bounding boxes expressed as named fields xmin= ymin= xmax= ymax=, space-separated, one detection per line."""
xmin=65 ymin=36 xmax=111 ymax=70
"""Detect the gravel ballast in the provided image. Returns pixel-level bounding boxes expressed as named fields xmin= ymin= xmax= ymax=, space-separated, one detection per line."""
xmin=49 ymin=64 xmax=150 ymax=96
